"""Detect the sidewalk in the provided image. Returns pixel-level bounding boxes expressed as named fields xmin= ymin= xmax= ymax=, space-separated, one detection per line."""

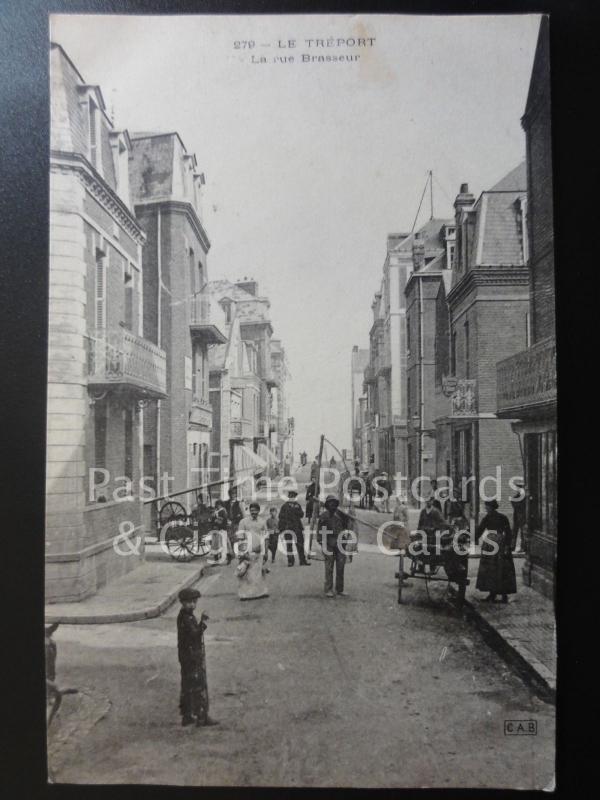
xmin=349 ymin=507 xmax=556 ymax=699
xmin=462 ymin=558 xmax=556 ymax=700
xmin=45 ymin=557 xmax=207 ymax=625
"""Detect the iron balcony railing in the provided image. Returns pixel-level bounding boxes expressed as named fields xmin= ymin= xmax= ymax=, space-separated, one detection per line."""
xmin=86 ymin=327 xmax=167 ymax=397
xmin=497 ymin=337 xmax=556 ymax=415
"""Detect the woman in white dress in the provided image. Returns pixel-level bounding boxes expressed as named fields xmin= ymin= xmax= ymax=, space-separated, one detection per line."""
xmin=235 ymin=503 xmax=269 ymax=601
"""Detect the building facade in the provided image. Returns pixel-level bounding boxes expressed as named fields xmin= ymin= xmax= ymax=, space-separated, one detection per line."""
xmin=496 ymin=18 xmax=556 ymax=598
xmin=364 ymin=234 xmax=412 ymax=476
xmin=207 ymin=280 xmax=288 ymax=492
xmin=350 ymin=346 xmax=369 ymax=464
xmin=435 ymin=166 xmax=531 ymax=521
xmin=47 ymin=45 xmax=166 ymax=601
xmin=129 ymin=133 xmax=226 ymax=517
xmin=404 ymin=219 xmax=454 ymax=496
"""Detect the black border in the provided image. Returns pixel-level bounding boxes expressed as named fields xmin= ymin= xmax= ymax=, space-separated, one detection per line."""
xmin=0 ymin=0 xmax=595 ymax=798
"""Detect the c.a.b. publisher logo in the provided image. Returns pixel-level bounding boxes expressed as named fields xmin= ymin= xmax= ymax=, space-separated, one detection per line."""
xmin=504 ymin=719 xmax=537 ymax=736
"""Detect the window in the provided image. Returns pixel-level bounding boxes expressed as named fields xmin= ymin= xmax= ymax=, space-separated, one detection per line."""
xmin=464 ymin=321 xmax=470 ymax=379
xmin=198 ymin=262 xmax=204 ymax=291
xmin=124 ymin=407 xmax=133 ymax=482
xmin=94 ymin=399 xmax=107 ymax=475
xmin=407 ymin=376 xmax=411 ymax=418
xmin=123 ymin=263 xmax=133 ymax=331
xmin=525 ymin=311 xmax=531 ymax=348
xmin=450 ymin=330 xmax=457 ymax=375
xmin=95 ymin=248 xmax=106 ymax=329
xmin=88 ymin=98 xmax=101 ymax=172
xmin=189 ymin=248 xmax=196 ymax=295
xmin=406 ymin=315 xmax=411 ymax=354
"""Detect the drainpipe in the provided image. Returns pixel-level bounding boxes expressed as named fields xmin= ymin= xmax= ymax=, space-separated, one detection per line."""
xmin=156 ymin=207 xmax=162 ymax=496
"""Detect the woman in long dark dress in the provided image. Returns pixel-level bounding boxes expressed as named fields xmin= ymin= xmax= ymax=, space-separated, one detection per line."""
xmin=474 ymin=499 xmax=517 ymax=603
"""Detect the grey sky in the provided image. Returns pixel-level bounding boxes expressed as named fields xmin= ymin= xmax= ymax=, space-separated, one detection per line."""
xmin=51 ymin=13 xmax=540 ymax=459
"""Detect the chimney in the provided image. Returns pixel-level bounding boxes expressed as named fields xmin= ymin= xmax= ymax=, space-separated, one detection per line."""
xmin=412 ymin=231 xmax=425 ymax=271
xmin=454 ymin=182 xmax=475 ymax=217
xmin=236 ymin=279 xmax=258 ymax=296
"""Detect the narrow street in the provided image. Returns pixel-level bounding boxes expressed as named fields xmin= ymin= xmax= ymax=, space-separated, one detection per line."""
xmin=49 ymin=520 xmax=555 ymax=789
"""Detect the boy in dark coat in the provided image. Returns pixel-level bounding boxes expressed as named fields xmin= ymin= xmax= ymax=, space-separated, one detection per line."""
xmin=278 ymin=489 xmax=309 ymax=566
xmin=177 ymin=587 xmax=218 ymax=727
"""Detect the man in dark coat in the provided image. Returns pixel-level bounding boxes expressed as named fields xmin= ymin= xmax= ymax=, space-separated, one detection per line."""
xmin=417 ymin=495 xmax=449 ymax=538
xmin=177 ymin=587 xmax=218 ymax=727
xmin=318 ymin=495 xmax=351 ymax=597
xmin=278 ymin=489 xmax=309 ymax=566
xmin=475 ymin=499 xmax=517 ymax=603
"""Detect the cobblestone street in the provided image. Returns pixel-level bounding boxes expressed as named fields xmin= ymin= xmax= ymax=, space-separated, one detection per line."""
xmin=48 ymin=542 xmax=554 ymax=788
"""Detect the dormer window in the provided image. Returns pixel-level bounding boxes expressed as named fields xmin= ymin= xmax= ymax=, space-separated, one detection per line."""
xmin=88 ymin=98 xmax=102 ymax=173
xmin=516 ymin=196 xmax=529 ymax=264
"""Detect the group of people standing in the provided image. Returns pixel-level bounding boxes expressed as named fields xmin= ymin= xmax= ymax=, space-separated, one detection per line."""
xmin=207 ymin=482 xmax=354 ymax=601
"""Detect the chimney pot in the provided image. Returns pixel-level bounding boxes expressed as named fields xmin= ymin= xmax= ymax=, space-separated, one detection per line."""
xmin=460 ymin=183 xmax=469 ymax=193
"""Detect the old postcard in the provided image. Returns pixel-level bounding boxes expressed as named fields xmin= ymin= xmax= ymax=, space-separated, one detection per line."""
xmin=45 ymin=12 xmax=556 ymax=788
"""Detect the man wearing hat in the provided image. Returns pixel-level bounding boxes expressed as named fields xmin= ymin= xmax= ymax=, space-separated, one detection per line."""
xmin=317 ymin=495 xmax=350 ymax=597
xmin=278 ymin=489 xmax=310 ymax=566
xmin=177 ymin=587 xmax=218 ymax=727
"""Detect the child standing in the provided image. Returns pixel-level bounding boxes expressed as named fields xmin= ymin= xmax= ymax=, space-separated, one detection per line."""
xmin=266 ymin=506 xmax=279 ymax=563
xmin=177 ymin=587 xmax=219 ymax=727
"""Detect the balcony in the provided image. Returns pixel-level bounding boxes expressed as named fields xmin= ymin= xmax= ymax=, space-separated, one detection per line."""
xmin=86 ymin=327 xmax=167 ymax=398
xmin=449 ymin=378 xmax=477 ymax=417
xmin=230 ymin=418 xmax=254 ymax=441
xmin=189 ymin=396 xmax=213 ymax=430
xmin=497 ymin=337 xmax=556 ymax=417
xmin=189 ymin=292 xmax=228 ymax=344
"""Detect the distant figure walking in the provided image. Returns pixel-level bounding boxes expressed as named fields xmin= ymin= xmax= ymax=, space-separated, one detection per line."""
xmin=265 ymin=506 xmax=279 ymax=563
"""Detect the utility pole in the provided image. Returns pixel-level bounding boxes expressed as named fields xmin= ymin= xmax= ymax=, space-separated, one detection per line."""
xmin=309 ymin=434 xmax=325 ymax=552
xmin=429 ymin=170 xmax=434 ymax=219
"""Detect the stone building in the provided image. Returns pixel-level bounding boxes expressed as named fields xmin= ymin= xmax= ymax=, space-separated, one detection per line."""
xmin=270 ymin=339 xmax=292 ymax=470
xmin=207 ymin=280 xmax=286 ymax=491
xmin=364 ymin=234 xmax=411 ymax=476
xmin=47 ymin=44 xmax=166 ymax=601
xmin=434 ymin=165 xmax=530 ymax=521
xmin=496 ymin=18 xmax=556 ymax=598
xmin=350 ymin=346 xmax=369 ymax=464
xmin=129 ymin=132 xmax=226 ymax=517
xmin=404 ymin=219 xmax=455 ymax=496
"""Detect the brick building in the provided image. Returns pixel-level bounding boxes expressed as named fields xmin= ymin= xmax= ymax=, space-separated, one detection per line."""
xmin=129 ymin=133 xmax=226 ymax=517
xmin=47 ymin=45 xmax=166 ymax=601
xmin=350 ymin=346 xmax=369 ymax=464
xmin=496 ymin=18 xmax=556 ymax=598
xmin=434 ymin=165 xmax=530 ymax=521
xmin=404 ymin=219 xmax=454 ymax=497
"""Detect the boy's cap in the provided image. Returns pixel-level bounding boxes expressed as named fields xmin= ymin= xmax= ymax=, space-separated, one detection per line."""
xmin=179 ymin=587 xmax=201 ymax=602
xmin=249 ymin=502 xmax=260 ymax=511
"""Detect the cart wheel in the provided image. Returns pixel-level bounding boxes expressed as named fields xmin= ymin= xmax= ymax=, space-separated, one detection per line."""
xmin=188 ymin=532 xmax=212 ymax=558
xmin=165 ymin=523 xmax=195 ymax=562
xmin=159 ymin=501 xmax=187 ymax=528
